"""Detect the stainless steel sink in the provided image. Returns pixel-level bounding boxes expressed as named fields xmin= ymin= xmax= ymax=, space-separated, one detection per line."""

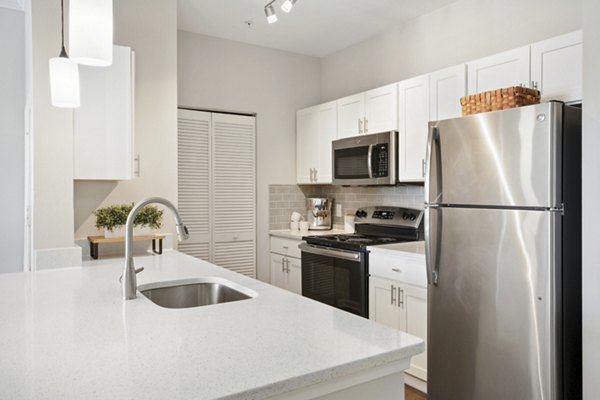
xmin=139 ymin=278 xmax=257 ymax=309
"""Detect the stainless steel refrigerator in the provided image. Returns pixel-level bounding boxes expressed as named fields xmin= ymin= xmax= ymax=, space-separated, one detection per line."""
xmin=425 ymin=102 xmax=581 ymax=400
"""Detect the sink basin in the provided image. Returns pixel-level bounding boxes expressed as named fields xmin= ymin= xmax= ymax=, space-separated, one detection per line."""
xmin=139 ymin=277 xmax=257 ymax=309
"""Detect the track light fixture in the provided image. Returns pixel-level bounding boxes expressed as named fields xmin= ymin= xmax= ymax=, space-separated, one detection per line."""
xmin=264 ymin=0 xmax=299 ymax=23
xmin=264 ymin=2 xmax=278 ymax=24
xmin=281 ymin=0 xmax=297 ymax=13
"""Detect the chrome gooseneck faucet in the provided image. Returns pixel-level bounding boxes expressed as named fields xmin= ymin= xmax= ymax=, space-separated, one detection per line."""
xmin=122 ymin=197 xmax=189 ymax=300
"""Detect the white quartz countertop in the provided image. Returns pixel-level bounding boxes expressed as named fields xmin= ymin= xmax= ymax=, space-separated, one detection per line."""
xmin=368 ymin=240 xmax=426 ymax=257
xmin=0 ymin=251 xmax=423 ymax=399
xmin=269 ymin=228 xmax=347 ymax=240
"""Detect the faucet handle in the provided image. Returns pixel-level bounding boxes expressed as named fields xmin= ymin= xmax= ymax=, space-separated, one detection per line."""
xmin=135 ymin=267 xmax=144 ymax=274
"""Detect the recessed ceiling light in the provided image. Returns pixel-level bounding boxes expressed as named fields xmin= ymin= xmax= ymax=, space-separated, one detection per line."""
xmin=264 ymin=2 xmax=277 ymax=24
xmin=281 ymin=0 xmax=297 ymax=13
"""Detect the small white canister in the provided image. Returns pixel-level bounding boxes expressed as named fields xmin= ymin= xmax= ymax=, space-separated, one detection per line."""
xmin=344 ymin=214 xmax=355 ymax=233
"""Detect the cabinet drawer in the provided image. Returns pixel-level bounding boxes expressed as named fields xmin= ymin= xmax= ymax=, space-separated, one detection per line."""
xmin=369 ymin=251 xmax=426 ymax=288
xmin=270 ymin=236 xmax=302 ymax=259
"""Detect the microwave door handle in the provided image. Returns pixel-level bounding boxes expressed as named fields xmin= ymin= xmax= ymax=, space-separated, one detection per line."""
xmin=367 ymin=144 xmax=374 ymax=179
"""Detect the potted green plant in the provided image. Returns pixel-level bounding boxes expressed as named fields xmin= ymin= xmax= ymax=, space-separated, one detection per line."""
xmin=94 ymin=203 xmax=163 ymax=238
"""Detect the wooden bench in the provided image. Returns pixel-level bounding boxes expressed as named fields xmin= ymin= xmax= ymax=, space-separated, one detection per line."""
xmin=87 ymin=234 xmax=166 ymax=260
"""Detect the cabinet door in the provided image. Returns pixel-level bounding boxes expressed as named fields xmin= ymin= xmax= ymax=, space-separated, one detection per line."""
xmin=177 ymin=109 xmax=212 ymax=261
xmin=212 ymin=113 xmax=256 ymax=278
xmin=74 ymin=45 xmax=134 ymax=180
xmin=531 ymin=30 xmax=582 ymax=103
xmin=369 ymin=276 xmax=402 ymax=330
xmin=398 ymin=75 xmax=430 ymax=182
xmin=402 ymin=284 xmax=428 ymax=381
xmin=296 ymin=106 xmax=319 ymax=184
xmin=286 ymin=256 xmax=302 ymax=295
xmin=467 ymin=46 xmax=530 ymax=94
xmin=270 ymin=254 xmax=286 ymax=289
xmin=336 ymin=93 xmax=365 ymax=139
xmin=364 ymin=84 xmax=398 ymax=134
xmin=315 ymin=101 xmax=337 ymax=184
xmin=429 ymin=64 xmax=467 ymax=121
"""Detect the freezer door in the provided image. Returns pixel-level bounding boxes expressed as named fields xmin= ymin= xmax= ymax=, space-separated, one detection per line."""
xmin=426 ymin=102 xmax=562 ymax=208
xmin=427 ymin=206 xmax=560 ymax=400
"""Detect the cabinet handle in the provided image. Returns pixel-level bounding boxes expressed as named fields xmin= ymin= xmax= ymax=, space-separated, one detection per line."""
xmin=358 ymin=118 xmax=363 ymax=134
xmin=309 ymin=168 xmax=314 ymax=182
xmin=390 ymin=284 xmax=396 ymax=305
xmin=421 ymin=159 xmax=426 ymax=178
xmin=281 ymin=257 xmax=285 ymax=273
xmin=364 ymin=117 xmax=368 ymax=133
xmin=286 ymin=259 xmax=290 ymax=273
xmin=531 ymin=81 xmax=539 ymax=90
xmin=313 ymin=169 xmax=318 ymax=182
xmin=134 ymin=154 xmax=141 ymax=177
xmin=398 ymin=287 xmax=404 ymax=308
xmin=391 ymin=267 xmax=401 ymax=273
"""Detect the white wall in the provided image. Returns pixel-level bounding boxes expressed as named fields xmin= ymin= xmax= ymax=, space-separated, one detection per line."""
xmin=31 ymin=0 xmax=80 ymax=267
xmin=0 ymin=7 xmax=25 ymax=273
xmin=582 ymin=0 xmax=600 ymax=397
xmin=177 ymin=31 xmax=321 ymax=282
xmin=73 ymin=0 xmax=178 ymax=241
xmin=320 ymin=0 xmax=582 ymax=101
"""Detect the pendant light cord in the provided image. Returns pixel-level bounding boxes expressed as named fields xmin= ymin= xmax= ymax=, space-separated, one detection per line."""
xmin=59 ymin=0 xmax=68 ymax=57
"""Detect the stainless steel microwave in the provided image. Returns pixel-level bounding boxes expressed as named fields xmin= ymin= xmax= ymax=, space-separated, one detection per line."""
xmin=332 ymin=131 xmax=398 ymax=185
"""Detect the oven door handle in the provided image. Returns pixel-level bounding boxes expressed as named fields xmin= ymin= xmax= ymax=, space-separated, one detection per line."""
xmin=299 ymin=243 xmax=363 ymax=262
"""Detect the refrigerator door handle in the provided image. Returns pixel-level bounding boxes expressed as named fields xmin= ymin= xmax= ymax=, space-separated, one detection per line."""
xmin=425 ymin=124 xmax=442 ymax=204
xmin=425 ymin=206 xmax=440 ymax=285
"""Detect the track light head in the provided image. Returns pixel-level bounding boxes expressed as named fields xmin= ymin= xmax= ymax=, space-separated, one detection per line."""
xmin=281 ymin=0 xmax=297 ymax=13
xmin=264 ymin=3 xmax=278 ymax=24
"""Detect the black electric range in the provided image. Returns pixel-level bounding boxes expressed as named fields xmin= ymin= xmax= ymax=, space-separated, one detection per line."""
xmin=299 ymin=206 xmax=424 ymax=318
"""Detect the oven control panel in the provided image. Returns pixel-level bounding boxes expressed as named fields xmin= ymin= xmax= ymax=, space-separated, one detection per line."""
xmin=355 ymin=206 xmax=423 ymax=229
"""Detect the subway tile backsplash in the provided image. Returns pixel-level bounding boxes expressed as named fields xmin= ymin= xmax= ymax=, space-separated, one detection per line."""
xmin=269 ymin=184 xmax=425 ymax=230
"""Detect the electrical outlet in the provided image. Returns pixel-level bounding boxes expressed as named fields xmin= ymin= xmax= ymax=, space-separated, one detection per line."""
xmin=336 ymin=204 xmax=342 ymax=217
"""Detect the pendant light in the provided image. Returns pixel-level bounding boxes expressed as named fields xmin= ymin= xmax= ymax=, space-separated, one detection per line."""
xmin=69 ymin=0 xmax=113 ymax=66
xmin=49 ymin=0 xmax=80 ymax=108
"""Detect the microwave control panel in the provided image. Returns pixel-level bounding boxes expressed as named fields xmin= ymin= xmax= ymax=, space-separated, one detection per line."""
xmin=372 ymin=144 xmax=389 ymax=177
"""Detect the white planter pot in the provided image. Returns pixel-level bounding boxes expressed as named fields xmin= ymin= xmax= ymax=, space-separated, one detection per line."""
xmin=104 ymin=226 xmax=154 ymax=238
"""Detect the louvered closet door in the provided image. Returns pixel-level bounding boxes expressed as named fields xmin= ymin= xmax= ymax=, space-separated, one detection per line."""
xmin=177 ymin=109 xmax=211 ymax=261
xmin=212 ymin=113 xmax=256 ymax=277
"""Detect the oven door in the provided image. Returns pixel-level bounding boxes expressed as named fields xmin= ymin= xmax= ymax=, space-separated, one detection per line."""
xmin=299 ymin=243 xmax=367 ymax=317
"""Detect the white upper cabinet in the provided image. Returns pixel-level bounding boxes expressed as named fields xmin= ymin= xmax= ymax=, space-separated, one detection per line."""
xmin=74 ymin=45 xmax=134 ymax=180
xmin=467 ymin=46 xmax=530 ymax=95
xmin=531 ymin=30 xmax=582 ymax=103
xmin=336 ymin=93 xmax=365 ymax=139
xmin=336 ymin=84 xmax=397 ymax=139
xmin=429 ymin=64 xmax=467 ymax=121
xmin=296 ymin=101 xmax=337 ymax=184
xmin=364 ymin=84 xmax=398 ymax=134
xmin=398 ymin=74 xmax=429 ymax=182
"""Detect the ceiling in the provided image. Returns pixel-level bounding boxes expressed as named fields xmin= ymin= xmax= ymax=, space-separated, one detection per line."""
xmin=177 ymin=0 xmax=459 ymax=58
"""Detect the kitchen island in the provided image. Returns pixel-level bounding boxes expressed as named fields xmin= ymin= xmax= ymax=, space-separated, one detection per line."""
xmin=0 ymin=251 xmax=423 ymax=399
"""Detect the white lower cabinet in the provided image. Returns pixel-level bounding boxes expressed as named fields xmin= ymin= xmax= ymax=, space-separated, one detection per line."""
xmin=269 ymin=236 xmax=302 ymax=294
xmin=369 ymin=249 xmax=428 ymax=389
xmin=270 ymin=253 xmax=301 ymax=295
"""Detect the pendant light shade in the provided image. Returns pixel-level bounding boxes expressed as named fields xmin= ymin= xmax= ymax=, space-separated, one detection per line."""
xmin=69 ymin=0 xmax=113 ymax=66
xmin=49 ymin=54 xmax=81 ymax=108
xmin=281 ymin=0 xmax=297 ymax=13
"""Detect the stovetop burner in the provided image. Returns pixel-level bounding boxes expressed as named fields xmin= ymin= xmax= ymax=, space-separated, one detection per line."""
xmin=317 ymin=234 xmax=399 ymax=245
